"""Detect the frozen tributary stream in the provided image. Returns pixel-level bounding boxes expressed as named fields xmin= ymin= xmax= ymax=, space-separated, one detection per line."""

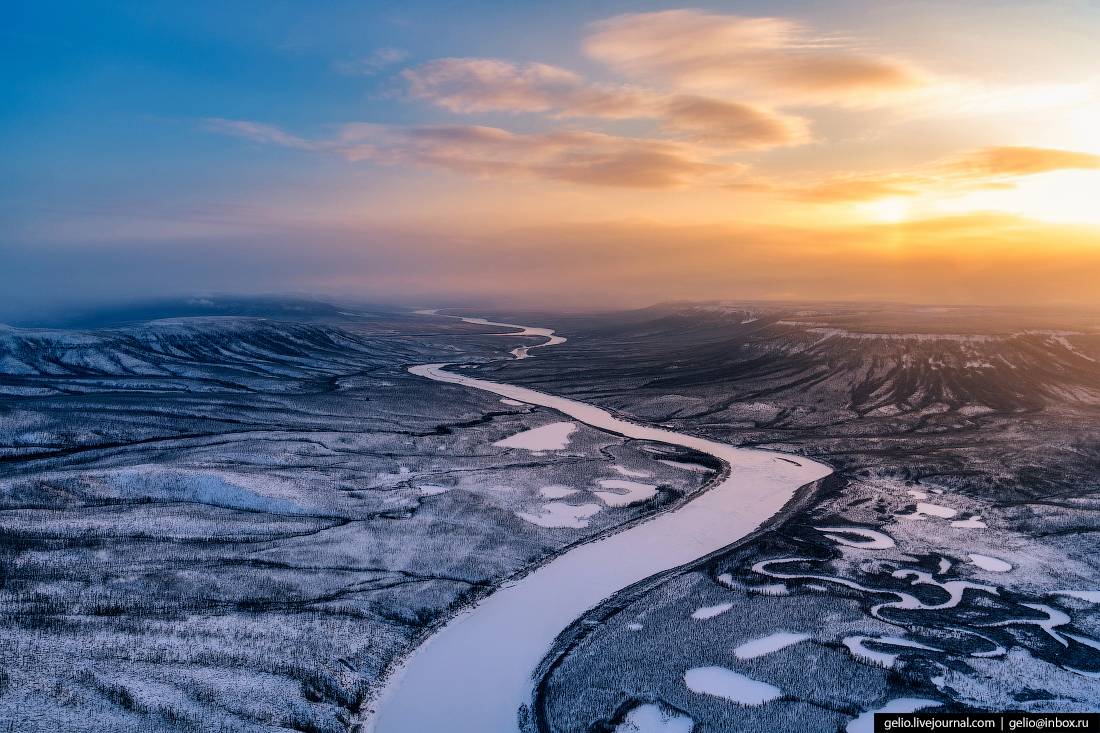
xmin=366 ymin=318 xmax=832 ymax=733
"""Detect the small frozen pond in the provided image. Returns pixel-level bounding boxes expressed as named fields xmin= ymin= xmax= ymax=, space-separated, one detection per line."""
xmin=902 ymin=502 xmax=957 ymax=519
xmin=594 ymin=479 xmax=659 ymax=507
xmin=691 ymin=602 xmax=734 ymax=620
xmin=684 ymin=666 xmax=782 ymax=705
xmin=613 ymin=703 xmax=694 ymax=733
xmin=516 ymin=502 xmax=602 ymax=529
xmin=494 ymin=422 xmax=576 ymax=450
xmin=968 ymin=553 xmax=1012 ymax=572
xmin=658 ymin=459 xmax=715 ymax=473
xmin=734 ymin=632 xmax=810 ymax=659
xmin=540 ymin=485 xmax=580 ymax=499
xmin=847 ymin=699 xmax=941 ymax=733
xmin=951 ymin=516 xmax=987 ymax=528
xmin=816 ymin=526 xmax=895 ymax=549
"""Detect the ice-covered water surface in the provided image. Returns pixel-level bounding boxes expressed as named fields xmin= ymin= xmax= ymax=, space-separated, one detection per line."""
xmin=455 ymin=315 xmax=567 ymax=357
xmin=691 ymin=602 xmax=734 ymax=620
xmin=494 ymin=422 xmax=577 ymax=450
xmin=842 ymin=636 xmax=941 ymax=668
xmin=613 ymin=703 xmax=694 ymax=733
xmin=594 ymin=479 xmax=659 ymax=507
xmin=815 ymin=526 xmax=895 ymax=549
xmin=734 ymin=632 xmax=810 ymax=659
xmin=846 ymin=699 xmax=941 ymax=733
xmin=366 ymin=359 xmax=831 ymax=732
xmin=683 ymin=666 xmax=782 ymax=705
xmin=1054 ymin=591 xmax=1100 ymax=602
xmin=969 ymin=554 xmax=1012 ymax=572
xmin=516 ymin=502 xmax=603 ymax=529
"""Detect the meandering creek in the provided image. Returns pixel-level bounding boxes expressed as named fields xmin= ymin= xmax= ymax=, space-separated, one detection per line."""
xmin=366 ymin=318 xmax=832 ymax=732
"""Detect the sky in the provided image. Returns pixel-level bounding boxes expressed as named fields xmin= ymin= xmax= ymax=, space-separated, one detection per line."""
xmin=3 ymin=0 xmax=1100 ymax=317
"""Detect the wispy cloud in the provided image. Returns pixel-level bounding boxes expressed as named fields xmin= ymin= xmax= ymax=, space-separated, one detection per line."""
xmin=584 ymin=10 xmax=930 ymax=108
xmin=205 ymin=118 xmax=743 ymax=189
xmin=333 ymin=47 xmax=410 ymax=76
xmin=766 ymin=146 xmax=1100 ymax=203
xmin=201 ymin=119 xmax=315 ymax=148
xmin=401 ymin=58 xmax=810 ymax=149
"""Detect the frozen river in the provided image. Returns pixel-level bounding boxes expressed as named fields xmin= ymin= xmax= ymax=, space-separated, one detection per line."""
xmin=365 ymin=318 xmax=832 ymax=733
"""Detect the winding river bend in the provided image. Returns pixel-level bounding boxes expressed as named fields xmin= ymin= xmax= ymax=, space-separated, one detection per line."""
xmin=366 ymin=318 xmax=832 ymax=733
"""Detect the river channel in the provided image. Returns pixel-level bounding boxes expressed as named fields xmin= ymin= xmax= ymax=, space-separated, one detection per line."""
xmin=366 ymin=318 xmax=832 ymax=732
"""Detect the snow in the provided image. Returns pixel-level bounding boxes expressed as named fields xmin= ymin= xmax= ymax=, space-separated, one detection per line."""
xmin=540 ymin=485 xmax=580 ymax=499
xmin=417 ymin=484 xmax=451 ymax=496
xmin=691 ymin=602 xmax=734 ymax=620
xmin=500 ymin=398 xmax=525 ymax=406
xmin=951 ymin=516 xmax=987 ymax=528
xmin=1053 ymin=591 xmax=1100 ymax=602
xmin=683 ymin=667 xmax=782 ymax=705
xmin=612 ymin=703 xmax=694 ymax=733
xmin=899 ymin=502 xmax=957 ymax=519
xmin=626 ymin=623 xmax=643 ymax=631
xmin=752 ymin=584 xmax=789 ymax=596
xmin=493 ymin=422 xmax=576 ymax=450
xmin=734 ymin=632 xmax=810 ymax=660
xmin=908 ymin=490 xmax=928 ymax=500
xmin=969 ymin=554 xmax=1012 ymax=572
xmin=916 ymin=502 xmax=957 ymax=518
xmin=593 ymin=479 xmax=659 ymax=507
xmin=515 ymin=502 xmax=602 ymax=529
xmin=613 ymin=465 xmax=652 ymax=478
xmin=658 ymin=459 xmax=715 ymax=473
xmin=847 ymin=699 xmax=942 ymax=733
xmin=842 ymin=636 xmax=941 ymax=668
xmin=110 ymin=468 xmax=305 ymax=514
xmin=815 ymin=526 xmax=895 ymax=549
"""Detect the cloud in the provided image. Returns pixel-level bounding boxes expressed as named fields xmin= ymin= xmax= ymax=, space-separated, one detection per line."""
xmin=335 ymin=124 xmax=742 ymax=188
xmin=401 ymin=58 xmax=809 ymax=149
xmin=760 ymin=146 xmax=1100 ymax=203
xmin=402 ymin=58 xmax=598 ymax=114
xmin=658 ymin=95 xmax=808 ymax=146
xmin=207 ymin=118 xmax=743 ymax=189
xmin=940 ymin=146 xmax=1100 ymax=178
xmin=584 ymin=9 xmax=930 ymax=107
xmin=333 ymin=47 xmax=410 ymax=76
xmin=201 ymin=119 xmax=315 ymax=149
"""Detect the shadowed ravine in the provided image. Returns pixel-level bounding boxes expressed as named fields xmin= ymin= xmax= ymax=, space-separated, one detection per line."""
xmin=363 ymin=318 xmax=832 ymax=733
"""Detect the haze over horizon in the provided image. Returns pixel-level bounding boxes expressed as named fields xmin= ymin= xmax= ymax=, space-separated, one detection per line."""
xmin=4 ymin=1 xmax=1100 ymax=317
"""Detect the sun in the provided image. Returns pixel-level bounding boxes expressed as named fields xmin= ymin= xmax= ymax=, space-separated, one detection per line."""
xmin=861 ymin=198 xmax=910 ymax=223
